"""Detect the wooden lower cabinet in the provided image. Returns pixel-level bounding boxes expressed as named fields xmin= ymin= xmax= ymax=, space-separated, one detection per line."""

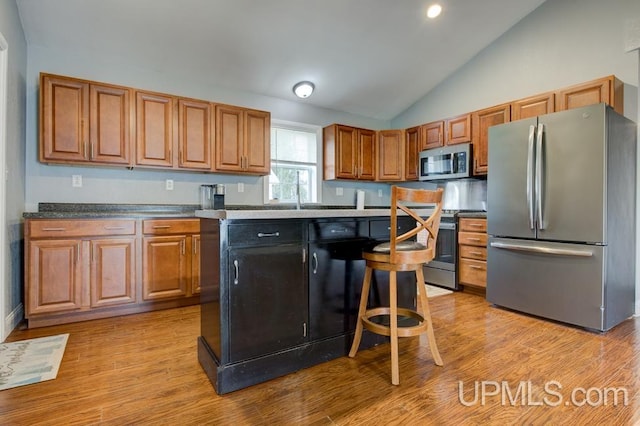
xmin=458 ymin=217 xmax=488 ymax=289
xmin=25 ymin=218 xmax=200 ymax=327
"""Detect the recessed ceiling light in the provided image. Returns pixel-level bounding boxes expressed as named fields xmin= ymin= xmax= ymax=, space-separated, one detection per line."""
xmin=293 ymin=81 xmax=315 ymax=98
xmin=427 ymin=4 xmax=442 ymax=19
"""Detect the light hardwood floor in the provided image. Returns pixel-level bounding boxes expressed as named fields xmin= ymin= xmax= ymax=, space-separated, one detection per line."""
xmin=1 ymin=291 xmax=639 ymax=425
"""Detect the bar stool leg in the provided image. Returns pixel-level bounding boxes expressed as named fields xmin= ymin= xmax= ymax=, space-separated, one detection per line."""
xmin=389 ymin=270 xmax=400 ymax=385
xmin=416 ymin=268 xmax=443 ymax=366
xmin=349 ymin=266 xmax=373 ymax=357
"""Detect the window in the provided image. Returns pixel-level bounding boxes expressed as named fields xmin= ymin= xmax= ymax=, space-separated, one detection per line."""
xmin=265 ymin=121 xmax=321 ymax=204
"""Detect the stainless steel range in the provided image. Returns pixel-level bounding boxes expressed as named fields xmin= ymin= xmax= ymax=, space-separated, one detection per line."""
xmin=423 ymin=179 xmax=487 ymax=290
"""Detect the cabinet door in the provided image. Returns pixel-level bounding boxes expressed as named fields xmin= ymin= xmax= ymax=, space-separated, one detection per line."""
xmin=556 ymin=76 xmax=622 ymax=114
xmin=376 ymin=130 xmax=404 ymax=181
xmin=142 ymin=235 xmax=188 ymax=300
xmin=445 ymin=114 xmax=471 ymax=145
xmin=27 ymin=239 xmax=82 ymax=315
xmin=90 ymin=238 xmax=136 ymax=307
xmin=244 ymin=109 xmax=270 ymax=174
xmin=334 ymin=125 xmax=358 ymax=179
xmin=472 ymin=103 xmax=510 ymax=175
xmin=404 ymin=126 xmax=420 ymax=181
xmin=90 ymin=84 xmax=132 ymax=165
xmin=136 ymin=91 xmax=175 ymax=167
xmin=511 ymin=92 xmax=555 ymax=121
xmin=309 ymin=240 xmax=366 ymax=340
xmin=422 ymin=121 xmax=444 ymax=150
xmin=357 ymin=128 xmax=376 ymax=180
xmin=228 ymin=243 xmax=306 ymax=362
xmin=215 ymin=104 xmax=244 ymax=172
xmin=178 ymin=99 xmax=212 ymax=170
xmin=40 ymin=75 xmax=89 ymax=162
xmin=191 ymin=234 xmax=201 ymax=295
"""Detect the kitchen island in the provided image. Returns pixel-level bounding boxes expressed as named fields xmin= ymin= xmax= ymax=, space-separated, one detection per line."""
xmin=196 ymin=208 xmax=432 ymax=394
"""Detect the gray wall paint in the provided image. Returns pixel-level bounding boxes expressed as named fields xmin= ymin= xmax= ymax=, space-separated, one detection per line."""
xmin=24 ymin=45 xmax=392 ymax=212
xmin=0 ymin=0 xmax=27 ymax=333
xmin=392 ymin=0 xmax=640 ymax=128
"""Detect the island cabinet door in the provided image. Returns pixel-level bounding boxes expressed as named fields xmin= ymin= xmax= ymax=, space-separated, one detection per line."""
xmin=308 ymin=240 xmax=367 ymax=340
xmin=228 ymin=243 xmax=307 ymax=363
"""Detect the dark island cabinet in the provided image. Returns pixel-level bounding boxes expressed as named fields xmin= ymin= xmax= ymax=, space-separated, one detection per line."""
xmin=228 ymin=242 xmax=307 ymax=362
xmin=198 ymin=215 xmax=419 ymax=394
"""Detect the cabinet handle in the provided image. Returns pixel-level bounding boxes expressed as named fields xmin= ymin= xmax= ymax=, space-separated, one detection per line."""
xmin=303 ymin=322 xmax=307 ymax=338
xmin=179 ymin=151 xmax=183 ymax=165
xmin=76 ymin=243 xmax=80 ymax=264
xmin=312 ymin=252 xmax=318 ymax=274
xmin=330 ymin=228 xmax=348 ymax=234
xmin=193 ymin=238 xmax=197 ymax=255
xmin=257 ymin=232 xmax=280 ymax=238
xmin=468 ymin=223 xmax=484 ymax=227
xmin=466 ymin=237 xmax=481 ymax=242
xmin=181 ymin=240 xmax=185 ymax=255
xmin=90 ymin=143 xmax=94 ymax=160
xmin=41 ymin=227 xmax=66 ymax=231
xmin=233 ymin=260 xmax=239 ymax=285
xmin=103 ymin=226 xmax=125 ymax=230
xmin=153 ymin=225 xmax=171 ymax=229
xmin=469 ymin=265 xmax=484 ymax=270
xmin=470 ymin=251 xmax=483 ymax=255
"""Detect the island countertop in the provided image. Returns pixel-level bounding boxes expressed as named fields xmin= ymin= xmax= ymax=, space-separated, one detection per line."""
xmin=195 ymin=208 xmax=434 ymax=220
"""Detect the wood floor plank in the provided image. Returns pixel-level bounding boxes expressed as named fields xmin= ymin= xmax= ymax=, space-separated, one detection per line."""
xmin=1 ymin=292 xmax=639 ymax=425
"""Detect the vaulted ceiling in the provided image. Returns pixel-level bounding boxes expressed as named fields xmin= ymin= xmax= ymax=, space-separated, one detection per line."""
xmin=16 ymin=0 xmax=547 ymax=120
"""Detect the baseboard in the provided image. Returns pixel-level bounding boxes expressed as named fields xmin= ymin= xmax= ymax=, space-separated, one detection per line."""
xmin=4 ymin=302 xmax=24 ymax=337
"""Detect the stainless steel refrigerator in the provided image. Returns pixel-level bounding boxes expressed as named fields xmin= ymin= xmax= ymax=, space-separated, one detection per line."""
xmin=486 ymin=103 xmax=636 ymax=331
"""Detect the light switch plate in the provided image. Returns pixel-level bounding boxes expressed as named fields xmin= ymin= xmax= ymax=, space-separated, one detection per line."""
xmin=238 ymin=182 xmax=244 ymax=193
xmin=336 ymin=187 xmax=343 ymax=196
xmin=165 ymin=179 xmax=174 ymax=190
xmin=378 ymin=189 xmax=383 ymax=197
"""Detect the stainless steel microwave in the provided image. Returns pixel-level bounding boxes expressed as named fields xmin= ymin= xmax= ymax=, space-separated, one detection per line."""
xmin=419 ymin=143 xmax=472 ymax=181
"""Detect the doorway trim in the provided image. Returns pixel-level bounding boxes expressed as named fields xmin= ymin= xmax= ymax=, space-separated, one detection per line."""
xmin=0 ymin=32 xmax=8 ymax=341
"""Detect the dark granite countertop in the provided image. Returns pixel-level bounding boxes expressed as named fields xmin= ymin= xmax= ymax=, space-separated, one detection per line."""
xmin=456 ymin=211 xmax=487 ymax=218
xmin=23 ymin=203 xmax=392 ymax=219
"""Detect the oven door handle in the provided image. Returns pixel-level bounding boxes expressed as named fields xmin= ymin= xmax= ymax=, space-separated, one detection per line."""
xmin=439 ymin=223 xmax=456 ymax=230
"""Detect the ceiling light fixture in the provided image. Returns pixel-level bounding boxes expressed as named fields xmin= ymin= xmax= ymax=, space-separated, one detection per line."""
xmin=293 ymin=81 xmax=315 ymax=98
xmin=427 ymin=4 xmax=442 ymax=19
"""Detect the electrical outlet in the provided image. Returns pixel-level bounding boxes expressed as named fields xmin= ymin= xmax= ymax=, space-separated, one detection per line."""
xmin=336 ymin=187 xmax=343 ymax=196
xmin=238 ymin=183 xmax=244 ymax=193
xmin=72 ymin=175 xmax=82 ymax=187
xmin=378 ymin=189 xmax=383 ymax=198
xmin=165 ymin=179 xmax=174 ymax=190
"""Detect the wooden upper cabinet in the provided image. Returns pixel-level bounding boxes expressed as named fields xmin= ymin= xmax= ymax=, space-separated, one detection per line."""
xmin=422 ymin=121 xmax=444 ymax=150
xmin=556 ymin=75 xmax=623 ymax=115
xmin=136 ymin=91 xmax=175 ymax=168
xmin=405 ymin=126 xmax=420 ymax=181
xmin=244 ymin=109 xmax=270 ymax=175
xmin=472 ymin=103 xmax=511 ymax=176
xmin=214 ymin=105 xmax=270 ymax=175
xmin=512 ymin=92 xmax=555 ymax=121
xmin=90 ymin=84 xmax=132 ymax=164
xmin=376 ymin=129 xmax=404 ymax=181
xmin=445 ymin=114 xmax=472 ymax=145
xmin=178 ymin=98 xmax=212 ymax=170
xmin=323 ymin=124 xmax=376 ymax=180
xmin=357 ymin=128 xmax=376 ymax=180
xmin=40 ymin=75 xmax=90 ymax=162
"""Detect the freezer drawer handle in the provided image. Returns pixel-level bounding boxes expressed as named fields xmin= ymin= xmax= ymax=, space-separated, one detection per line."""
xmin=490 ymin=241 xmax=593 ymax=257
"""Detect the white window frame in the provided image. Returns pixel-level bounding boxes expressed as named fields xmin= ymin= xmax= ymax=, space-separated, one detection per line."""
xmin=264 ymin=119 xmax=323 ymax=205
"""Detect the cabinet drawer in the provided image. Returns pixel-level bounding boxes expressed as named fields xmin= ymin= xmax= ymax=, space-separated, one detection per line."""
xmin=459 ymin=258 xmax=487 ymax=287
xmin=309 ymin=220 xmax=366 ymax=241
xmin=28 ymin=219 xmax=136 ymax=238
xmin=370 ymin=217 xmax=415 ymax=239
xmin=458 ymin=231 xmax=488 ymax=247
xmin=143 ymin=219 xmax=200 ymax=235
xmin=459 ymin=244 xmax=487 ymax=261
xmin=228 ymin=221 xmax=303 ymax=246
xmin=459 ymin=218 xmax=487 ymax=232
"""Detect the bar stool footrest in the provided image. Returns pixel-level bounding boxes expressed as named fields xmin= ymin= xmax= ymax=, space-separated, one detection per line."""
xmin=361 ymin=307 xmax=428 ymax=338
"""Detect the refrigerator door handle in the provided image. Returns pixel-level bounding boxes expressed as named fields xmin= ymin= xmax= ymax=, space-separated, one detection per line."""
xmin=490 ymin=241 xmax=593 ymax=257
xmin=527 ymin=125 xmax=536 ymax=230
xmin=535 ymin=123 xmax=545 ymax=230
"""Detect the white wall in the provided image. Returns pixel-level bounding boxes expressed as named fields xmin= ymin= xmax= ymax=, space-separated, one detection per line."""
xmin=24 ymin=46 xmax=392 ymax=212
xmin=392 ymin=0 xmax=640 ymax=128
xmin=0 ymin=0 xmax=27 ymax=337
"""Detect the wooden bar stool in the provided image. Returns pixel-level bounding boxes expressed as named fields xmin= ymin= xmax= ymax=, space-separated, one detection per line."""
xmin=349 ymin=186 xmax=444 ymax=385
